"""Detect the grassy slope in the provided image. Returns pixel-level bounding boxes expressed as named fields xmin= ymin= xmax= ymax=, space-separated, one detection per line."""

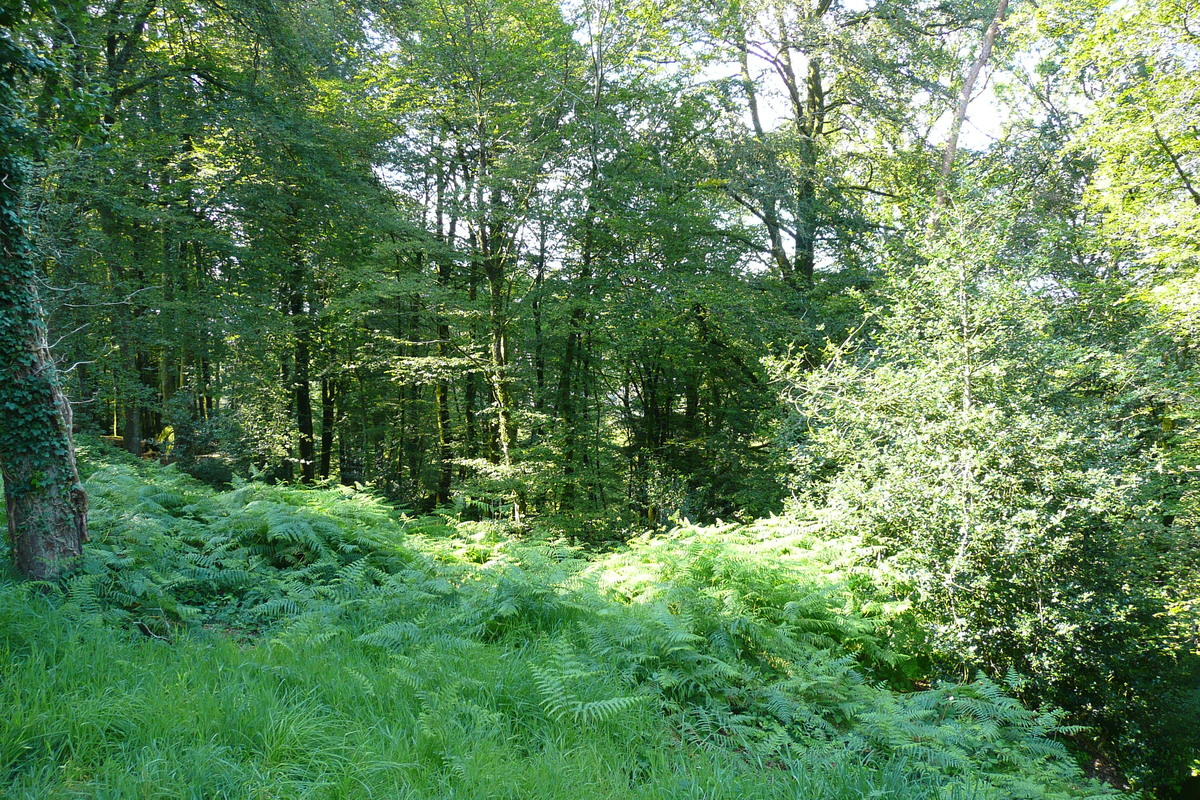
xmin=0 ymin=443 xmax=1122 ymax=799
xmin=0 ymin=589 xmax=788 ymax=800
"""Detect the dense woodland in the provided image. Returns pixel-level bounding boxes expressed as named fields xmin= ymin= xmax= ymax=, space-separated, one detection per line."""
xmin=2 ymin=0 xmax=1199 ymax=796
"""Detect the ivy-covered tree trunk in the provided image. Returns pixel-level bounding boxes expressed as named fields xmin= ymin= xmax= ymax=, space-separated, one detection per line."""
xmin=0 ymin=43 xmax=89 ymax=579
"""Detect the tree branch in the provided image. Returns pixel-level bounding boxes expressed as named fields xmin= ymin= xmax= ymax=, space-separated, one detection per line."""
xmin=1153 ymin=127 xmax=1200 ymax=207
xmin=937 ymin=0 xmax=1010 ymax=209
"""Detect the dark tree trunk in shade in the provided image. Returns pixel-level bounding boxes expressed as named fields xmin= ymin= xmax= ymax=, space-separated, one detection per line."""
xmin=290 ymin=277 xmax=316 ymax=484
xmin=319 ymin=377 xmax=335 ymax=480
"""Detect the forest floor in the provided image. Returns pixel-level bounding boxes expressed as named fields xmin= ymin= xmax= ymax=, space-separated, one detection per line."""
xmin=0 ymin=441 xmax=1124 ymax=799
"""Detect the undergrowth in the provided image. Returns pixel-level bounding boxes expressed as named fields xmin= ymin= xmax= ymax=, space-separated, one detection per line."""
xmin=0 ymin=442 xmax=1125 ymax=799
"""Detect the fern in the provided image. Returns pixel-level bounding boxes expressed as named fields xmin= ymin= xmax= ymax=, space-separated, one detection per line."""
xmin=39 ymin=450 xmax=1129 ymax=800
xmin=528 ymin=641 xmax=649 ymax=725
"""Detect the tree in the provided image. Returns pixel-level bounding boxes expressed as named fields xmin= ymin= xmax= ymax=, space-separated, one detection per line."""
xmin=690 ymin=0 xmax=968 ymax=289
xmin=375 ymin=0 xmax=582 ymax=512
xmin=781 ymin=192 xmax=1200 ymax=788
xmin=1 ymin=0 xmax=88 ymax=580
xmin=28 ymin=0 xmax=396 ymax=486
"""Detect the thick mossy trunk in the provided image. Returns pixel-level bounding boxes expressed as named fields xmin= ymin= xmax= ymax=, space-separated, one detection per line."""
xmin=0 ymin=107 xmax=89 ymax=580
xmin=4 ymin=437 xmax=90 ymax=581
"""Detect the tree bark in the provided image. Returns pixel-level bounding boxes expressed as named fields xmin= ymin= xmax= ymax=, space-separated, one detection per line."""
xmin=556 ymin=222 xmax=593 ymax=506
xmin=487 ymin=263 xmax=517 ymax=467
xmin=293 ymin=330 xmax=315 ymax=483
xmin=736 ymin=37 xmax=794 ymax=285
xmin=319 ymin=377 xmax=335 ymax=480
xmin=433 ymin=171 xmax=455 ymax=506
xmin=937 ymin=0 xmax=1010 ymax=209
xmin=289 ymin=264 xmax=316 ymax=484
xmin=464 ymin=274 xmax=480 ymax=458
xmin=0 ymin=71 xmax=89 ymax=580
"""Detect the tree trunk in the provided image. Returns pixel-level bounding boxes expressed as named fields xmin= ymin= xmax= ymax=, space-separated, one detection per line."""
xmin=2 ymin=320 xmax=90 ymax=580
xmin=790 ymin=58 xmax=824 ymax=286
xmin=319 ymin=377 xmax=335 ymax=480
xmin=0 ymin=99 xmax=88 ymax=580
xmin=433 ymin=163 xmax=456 ymax=505
xmin=937 ymin=0 xmax=1010 ymax=209
xmin=289 ymin=276 xmax=316 ymax=484
xmin=121 ymin=342 xmax=143 ymax=454
xmin=736 ymin=38 xmax=795 ymax=286
xmin=434 ymin=375 xmax=453 ymax=505
xmin=433 ymin=281 xmax=453 ymax=505
xmin=294 ymin=332 xmax=315 ymax=483
xmin=279 ymin=353 xmax=295 ymax=482
xmin=464 ymin=275 xmax=480 ymax=458
xmin=557 ymin=264 xmax=590 ymax=506
xmin=532 ymin=222 xmax=547 ymax=433
xmin=488 ymin=266 xmax=517 ymax=467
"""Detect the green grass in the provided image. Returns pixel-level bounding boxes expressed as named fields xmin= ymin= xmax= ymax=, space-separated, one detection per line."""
xmin=0 ymin=442 xmax=1125 ymax=799
xmin=0 ymin=580 xmax=953 ymax=800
